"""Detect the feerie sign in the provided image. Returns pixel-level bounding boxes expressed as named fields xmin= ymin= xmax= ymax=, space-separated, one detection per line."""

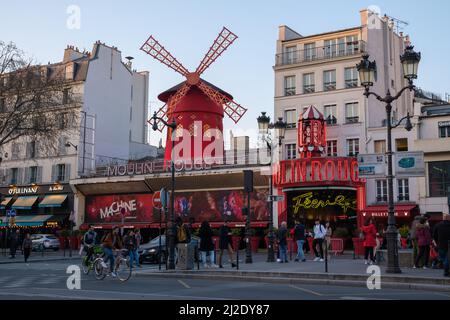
xmin=273 ymin=157 xmax=362 ymax=187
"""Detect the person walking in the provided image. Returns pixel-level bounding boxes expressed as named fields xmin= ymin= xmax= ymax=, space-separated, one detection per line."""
xmin=414 ymin=217 xmax=432 ymax=269
xmin=199 ymin=221 xmax=217 ymax=268
xmin=217 ymin=221 xmax=236 ymax=268
xmin=123 ymin=229 xmax=138 ymax=268
xmin=22 ymin=233 xmax=32 ymax=263
xmin=362 ymin=218 xmax=377 ymax=265
xmin=293 ymin=220 xmax=306 ymax=262
xmin=9 ymin=229 xmax=19 ymax=259
xmin=312 ymin=219 xmax=326 ymax=261
xmin=433 ymin=214 xmax=450 ymax=277
xmin=410 ymin=215 xmax=421 ymax=261
xmin=134 ymin=229 xmax=142 ymax=268
xmin=277 ymin=221 xmax=288 ymax=263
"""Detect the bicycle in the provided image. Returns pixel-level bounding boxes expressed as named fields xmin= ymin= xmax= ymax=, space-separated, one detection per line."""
xmin=81 ymin=245 xmax=103 ymax=275
xmin=93 ymin=249 xmax=132 ymax=282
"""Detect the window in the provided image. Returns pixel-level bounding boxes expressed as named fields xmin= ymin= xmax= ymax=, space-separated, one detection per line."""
xmin=337 ymin=37 xmax=346 ymax=56
xmin=62 ymin=88 xmax=69 ymax=104
xmin=324 ymin=104 xmax=337 ymax=125
xmin=395 ymin=138 xmax=408 ymax=152
xmin=398 ymin=179 xmax=410 ymax=201
xmin=323 ymin=70 xmax=336 ymax=91
xmin=284 ymin=46 xmax=297 ymax=64
xmin=284 ymin=76 xmax=296 ymax=96
xmin=439 ymin=123 xmax=450 ymax=138
xmin=345 ymin=102 xmax=359 ymax=123
xmin=429 ymin=161 xmax=450 ymax=197
xmin=376 ymin=180 xmax=388 ymax=202
xmin=55 ymin=164 xmax=66 ymax=182
xmin=27 ymin=166 xmax=38 ymax=184
xmin=345 ymin=67 xmax=358 ymax=88
xmin=10 ymin=168 xmax=19 ymax=185
xmin=11 ymin=143 xmax=20 ymax=160
xmin=324 ymin=39 xmax=336 ymax=58
xmin=303 ymin=73 xmax=315 ymax=94
xmin=374 ymin=140 xmax=386 ymax=154
xmin=346 ymin=35 xmax=358 ymax=55
xmin=0 ymin=97 xmax=5 ymax=112
xmin=284 ymin=109 xmax=297 ymax=129
xmin=26 ymin=141 xmax=37 ymax=159
xmin=285 ymin=143 xmax=297 ymax=160
xmin=326 ymin=140 xmax=338 ymax=157
xmin=58 ymin=113 xmax=68 ymax=129
xmin=347 ymin=138 xmax=359 ymax=156
xmin=58 ymin=136 xmax=68 ymax=155
xmin=304 ymin=43 xmax=316 ymax=61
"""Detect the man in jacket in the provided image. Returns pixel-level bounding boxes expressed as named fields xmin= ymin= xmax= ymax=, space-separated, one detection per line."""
xmin=433 ymin=214 xmax=450 ymax=277
xmin=277 ymin=221 xmax=288 ymax=263
xmin=313 ymin=219 xmax=326 ymax=262
xmin=83 ymin=225 xmax=97 ymax=265
xmin=9 ymin=229 xmax=19 ymax=259
xmin=293 ymin=220 xmax=306 ymax=262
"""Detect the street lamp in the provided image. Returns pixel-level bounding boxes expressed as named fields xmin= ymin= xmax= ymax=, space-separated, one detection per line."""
xmin=356 ymin=45 xmax=421 ymax=274
xmin=257 ymin=112 xmax=286 ymax=263
xmin=150 ymin=111 xmax=177 ymax=270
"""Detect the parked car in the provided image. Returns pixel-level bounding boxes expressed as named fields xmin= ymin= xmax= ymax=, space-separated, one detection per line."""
xmin=138 ymin=235 xmax=200 ymax=265
xmin=31 ymin=234 xmax=60 ymax=251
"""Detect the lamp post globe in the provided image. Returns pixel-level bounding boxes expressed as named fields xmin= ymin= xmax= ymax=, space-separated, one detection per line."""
xmin=357 ymin=54 xmax=377 ymax=88
xmin=400 ymin=46 xmax=421 ymax=82
xmin=274 ymin=117 xmax=287 ymax=143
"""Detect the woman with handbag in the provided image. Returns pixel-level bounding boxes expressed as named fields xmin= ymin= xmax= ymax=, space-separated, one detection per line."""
xmin=361 ymin=218 xmax=377 ymax=265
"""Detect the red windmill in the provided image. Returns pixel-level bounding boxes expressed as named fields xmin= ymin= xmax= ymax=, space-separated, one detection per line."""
xmin=297 ymin=105 xmax=326 ymax=158
xmin=140 ymin=27 xmax=247 ymax=166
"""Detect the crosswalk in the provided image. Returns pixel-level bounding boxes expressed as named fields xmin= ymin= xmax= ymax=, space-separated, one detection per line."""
xmin=0 ymin=275 xmax=60 ymax=288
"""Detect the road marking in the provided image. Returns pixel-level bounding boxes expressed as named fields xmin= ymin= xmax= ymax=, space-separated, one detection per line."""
xmin=3 ymin=276 xmax=36 ymax=288
xmin=433 ymin=292 xmax=450 ymax=298
xmin=340 ymin=296 xmax=369 ymax=300
xmin=178 ymin=280 xmax=191 ymax=289
xmin=289 ymin=285 xmax=323 ymax=296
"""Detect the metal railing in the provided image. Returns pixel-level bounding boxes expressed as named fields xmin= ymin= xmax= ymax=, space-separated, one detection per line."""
xmin=276 ymin=41 xmax=366 ymax=66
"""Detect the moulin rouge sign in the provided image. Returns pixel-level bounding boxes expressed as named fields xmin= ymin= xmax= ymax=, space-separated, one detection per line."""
xmin=273 ymin=157 xmax=362 ymax=187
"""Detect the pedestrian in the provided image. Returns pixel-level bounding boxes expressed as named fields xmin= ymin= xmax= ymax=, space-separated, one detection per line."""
xmin=199 ymin=220 xmax=217 ymax=268
xmin=22 ymin=233 xmax=32 ymax=263
xmin=134 ymin=229 xmax=142 ymax=268
xmin=293 ymin=220 xmax=306 ymax=262
xmin=312 ymin=219 xmax=326 ymax=261
xmin=9 ymin=229 xmax=19 ymax=259
xmin=277 ymin=221 xmax=288 ymax=263
xmin=410 ymin=215 xmax=421 ymax=260
xmin=123 ymin=229 xmax=138 ymax=268
xmin=414 ymin=217 xmax=432 ymax=269
xmin=175 ymin=217 xmax=191 ymax=244
xmin=217 ymin=221 xmax=236 ymax=268
xmin=325 ymin=221 xmax=333 ymax=259
xmin=361 ymin=218 xmax=377 ymax=265
xmin=432 ymin=213 xmax=450 ymax=277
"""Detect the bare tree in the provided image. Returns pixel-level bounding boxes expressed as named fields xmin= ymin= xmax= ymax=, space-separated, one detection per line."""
xmin=0 ymin=41 xmax=80 ymax=160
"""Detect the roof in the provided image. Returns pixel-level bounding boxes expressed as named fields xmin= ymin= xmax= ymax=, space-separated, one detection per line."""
xmin=158 ymin=79 xmax=233 ymax=103
xmin=282 ymin=26 xmax=362 ymax=43
xmin=301 ymin=105 xmax=324 ymax=120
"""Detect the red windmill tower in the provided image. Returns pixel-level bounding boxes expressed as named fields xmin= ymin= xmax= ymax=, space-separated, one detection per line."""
xmin=297 ymin=105 xmax=326 ymax=158
xmin=140 ymin=27 xmax=247 ymax=166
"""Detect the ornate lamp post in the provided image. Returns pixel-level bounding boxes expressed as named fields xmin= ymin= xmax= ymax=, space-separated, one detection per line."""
xmin=257 ymin=112 xmax=286 ymax=262
xmin=151 ymin=112 xmax=177 ymax=270
xmin=356 ymin=45 xmax=421 ymax=273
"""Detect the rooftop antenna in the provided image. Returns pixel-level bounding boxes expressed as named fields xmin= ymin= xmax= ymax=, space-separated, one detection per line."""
xmin=385 ymin=15 xmax=409 ymax=34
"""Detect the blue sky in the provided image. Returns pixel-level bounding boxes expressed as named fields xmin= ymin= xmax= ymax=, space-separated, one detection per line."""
xmin=2 ymin=0 xmax=449 ymax=146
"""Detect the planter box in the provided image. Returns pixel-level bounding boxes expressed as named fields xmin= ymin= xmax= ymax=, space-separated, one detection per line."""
xmin=378 ymin=249 xmax=414 ymax=267
xmin=352 ymin=237 xmax=365 ymax=256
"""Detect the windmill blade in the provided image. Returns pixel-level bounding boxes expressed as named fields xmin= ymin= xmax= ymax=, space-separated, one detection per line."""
xmin=140 ymin=35 xmax=190 ymax=77
xmin=197 ymin=81 xmax=247 ymax=124
xmin=195 ymin=27 xmax=238 ymax=75
xmin=147 ymin=104 xmax=168 ymax=132
xmin=167 ymin=82 xmax=191 ymax=114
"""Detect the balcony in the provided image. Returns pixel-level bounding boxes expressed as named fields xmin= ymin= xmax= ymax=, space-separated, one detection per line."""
xmin=275 ymin=41 xmax=366 ymax=67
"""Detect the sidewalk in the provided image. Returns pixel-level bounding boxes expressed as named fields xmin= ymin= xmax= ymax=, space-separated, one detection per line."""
xmin=135 ymin=251 xmax=450 ymax=292
xmin=0 ymin=249 xmax=80 ymax=264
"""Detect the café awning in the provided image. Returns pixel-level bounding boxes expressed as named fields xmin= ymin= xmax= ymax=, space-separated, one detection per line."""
xmin=11 ymin=196 xmax=39 ymax=209
xmin=38 ymin=194 xmax=68 ymax=208
xmin=0 ymin=197 xmax=14 ymax=208
xmin=361 ymin=204 xmax=418 ymax=218
xmin=0 ymin=215 xmax=53 ymax=227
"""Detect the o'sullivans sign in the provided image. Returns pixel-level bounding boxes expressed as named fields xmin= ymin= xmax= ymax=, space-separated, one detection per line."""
xmin=273 ymin=157 xmax=362 ymax=187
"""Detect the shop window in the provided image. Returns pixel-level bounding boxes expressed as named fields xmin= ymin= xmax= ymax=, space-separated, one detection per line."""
xmin=395 ymin=138 xmax=408 ymax=152
xmin=397 ymin=179 xmax=409 ymax=201
xmin=376 ymin=180 xmax=388 ymax=202
xmin=374 ymin=140 xmax=386 ymax=154
xmin=428 ymin=161 xmax=450 ymax=197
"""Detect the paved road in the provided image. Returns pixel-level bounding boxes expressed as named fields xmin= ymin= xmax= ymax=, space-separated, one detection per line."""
xmin=0 ymin=260 xmax=449 ymax=300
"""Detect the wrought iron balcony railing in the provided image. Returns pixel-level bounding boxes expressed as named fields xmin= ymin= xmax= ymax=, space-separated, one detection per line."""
xmin=275 ymin=41 xmax=366 ymax=67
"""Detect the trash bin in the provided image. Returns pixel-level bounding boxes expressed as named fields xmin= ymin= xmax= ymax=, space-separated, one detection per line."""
xmin=176 ymin=242 xmax=195 ymax=270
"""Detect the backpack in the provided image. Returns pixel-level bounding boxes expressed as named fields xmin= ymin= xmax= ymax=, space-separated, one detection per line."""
xmin=177 ymin=225 xmax=188 ymax=243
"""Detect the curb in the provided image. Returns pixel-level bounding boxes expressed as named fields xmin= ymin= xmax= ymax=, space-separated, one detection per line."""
xmin=134 ymin=270 xmax=450 ymax=293
xmin=0 ymin=257 xmax=80 ymax=265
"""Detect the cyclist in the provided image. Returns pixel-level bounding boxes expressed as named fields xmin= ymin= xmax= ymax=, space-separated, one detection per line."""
xmin=101 ymin=226 xmax=123 ymax=277
xmin=83 ymin=225 xmax=98 ymax=266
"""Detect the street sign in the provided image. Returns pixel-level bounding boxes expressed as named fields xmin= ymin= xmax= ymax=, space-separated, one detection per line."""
xmin=160 ymin=188 xmax=168 ymax=208
xmin=395 ymin=151 xmax=425 ymax=177
xmin=6 ymin=209 xmax=16 ymax=217
xmin=267 ymin=195 xmax=284 ymax=202
xmin=357 ymin=154 xmax=386 ymax=178
xmin=152 ymin=191 xmax=163 ymax=209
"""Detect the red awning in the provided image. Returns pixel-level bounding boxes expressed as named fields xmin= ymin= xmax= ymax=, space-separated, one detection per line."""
xmin=360 ymin=205 xmax=418 ymax=218
xmin=79 ymin=223 xmax=151 ymax=230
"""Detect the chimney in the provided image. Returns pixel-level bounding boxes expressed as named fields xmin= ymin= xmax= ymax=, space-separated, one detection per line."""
xmin=63 ymin=45 xmax=84 ymax=62
xmin=360 ymin=8 xmax=369 ymax=26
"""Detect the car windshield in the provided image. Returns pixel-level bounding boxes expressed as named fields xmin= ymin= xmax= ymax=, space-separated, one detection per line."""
xmin=149 ymin=236 xmax=165 ymax=245
xmin=46 ymin=236 xmax=57 ymax=240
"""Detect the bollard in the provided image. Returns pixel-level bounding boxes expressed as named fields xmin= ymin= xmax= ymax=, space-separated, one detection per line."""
xmin=197 ymin=246 xmax=200 ymax=270
xmin=325 ymin=239 xmax=328 ymax=273
xmin=236 ymin=241 xmax=239 ymax=270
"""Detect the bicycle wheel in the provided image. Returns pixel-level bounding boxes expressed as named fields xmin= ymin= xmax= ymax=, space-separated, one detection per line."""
xmin=115 ymin=256 xmax=132 ymax=282
xmin=93 ymin=258 xmax=107 ymax=280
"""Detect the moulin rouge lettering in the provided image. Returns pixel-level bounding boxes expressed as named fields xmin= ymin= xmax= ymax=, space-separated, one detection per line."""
xmin=292 ymin=192 xmax=356 ymax=214
xmin=99 ymin=200 xmax=137 ymax=219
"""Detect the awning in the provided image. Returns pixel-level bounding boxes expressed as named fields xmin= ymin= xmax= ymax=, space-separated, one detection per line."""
xmin=360 ymin=205 xmax=418 ymax=218
xmin=0 ymin=197 xmax=14 ymax=208
xmin=38 ymin=194 xmax=68 ymax=208
xmin=0 ymin=215 xmax=52 ymax=227
xmin=11 ymin=196 xmax=39 ymax=209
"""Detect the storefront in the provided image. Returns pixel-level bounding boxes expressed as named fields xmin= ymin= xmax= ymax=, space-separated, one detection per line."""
xmin=0 ymin=183 xmax=73 ymax=231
